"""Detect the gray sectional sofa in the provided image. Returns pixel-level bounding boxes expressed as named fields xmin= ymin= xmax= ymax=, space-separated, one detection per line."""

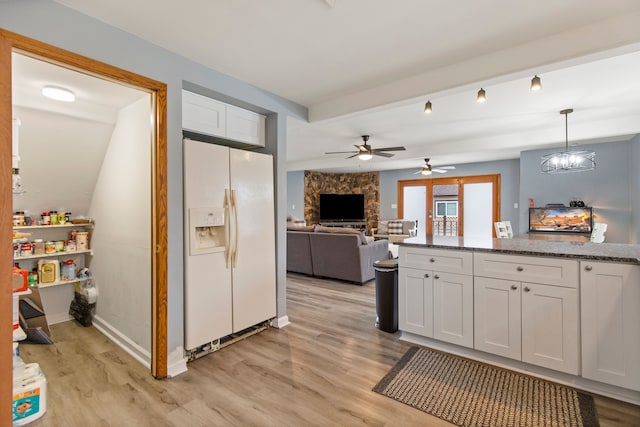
xmin=287 ymin=225 xmax=389 ymax=284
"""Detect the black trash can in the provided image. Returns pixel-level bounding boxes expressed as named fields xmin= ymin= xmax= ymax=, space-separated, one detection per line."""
xmin=373 ymin=258 xmax=399 ymax=333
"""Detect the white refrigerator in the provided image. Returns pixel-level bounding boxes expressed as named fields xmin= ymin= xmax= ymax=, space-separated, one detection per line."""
xmin=183 ymin=138 xmax=276 ymax=351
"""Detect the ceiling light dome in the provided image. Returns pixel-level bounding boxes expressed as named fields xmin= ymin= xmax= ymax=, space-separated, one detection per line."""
xmin=42 ymin=85 xmax=75 ymax=102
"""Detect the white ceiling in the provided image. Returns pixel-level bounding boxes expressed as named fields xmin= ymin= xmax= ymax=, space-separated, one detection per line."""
xmin=50 ymin=0 xmax=640 ymax=172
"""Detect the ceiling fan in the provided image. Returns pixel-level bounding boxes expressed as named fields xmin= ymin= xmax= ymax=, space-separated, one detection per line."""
xmin=414 ymin=158 xmax=456 ymax=175
xmin=325 ymin=135 xmax=406 ymax=160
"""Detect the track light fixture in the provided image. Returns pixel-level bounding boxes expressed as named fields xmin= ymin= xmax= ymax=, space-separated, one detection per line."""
xmin=530 ymin=75 xmax=542 ymax=91
xmin=476 ymin=88 xmax=486 ymax=103
xmin=424 ymin=100 xmax=432 ymax=114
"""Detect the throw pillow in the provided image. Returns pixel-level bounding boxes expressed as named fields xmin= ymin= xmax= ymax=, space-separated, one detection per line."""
xmin=377 ymin=220 xmax=389 ymax=235
xmin=388 ymin=220 xmax=404 ymax=235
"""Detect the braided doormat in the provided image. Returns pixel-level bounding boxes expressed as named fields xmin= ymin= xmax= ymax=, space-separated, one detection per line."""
xmin=373 ymin=347 xmax=599 ymax=427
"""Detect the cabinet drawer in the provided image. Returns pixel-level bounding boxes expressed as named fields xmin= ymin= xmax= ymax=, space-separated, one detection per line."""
xmin=399 ymin=246 xmax=473 ymax=275
xmin=474 ymin=252 xmax=578 ymax=288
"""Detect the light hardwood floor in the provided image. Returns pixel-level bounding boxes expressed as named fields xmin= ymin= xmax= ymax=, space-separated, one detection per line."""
xmin=20 ymin=274 xmax=640 ymax=426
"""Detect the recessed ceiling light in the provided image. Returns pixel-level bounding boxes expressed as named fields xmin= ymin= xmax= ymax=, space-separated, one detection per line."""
xmin=42 ymin=85 xmax=75 ymax=102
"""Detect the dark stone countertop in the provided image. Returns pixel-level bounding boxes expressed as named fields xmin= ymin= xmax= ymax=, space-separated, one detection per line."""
xmin=396 ymin=234 xmax=640 ymax=265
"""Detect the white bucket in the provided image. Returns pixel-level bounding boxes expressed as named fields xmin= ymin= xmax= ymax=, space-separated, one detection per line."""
xmin=13 ymin=363 xmax=47 ymax=425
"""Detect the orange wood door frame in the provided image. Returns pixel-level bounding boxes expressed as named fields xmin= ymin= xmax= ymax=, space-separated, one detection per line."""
xmin=0 ymin=31 xmax=168 ymax=425
xmin=398 ymin=174 xmax=501 ymax=237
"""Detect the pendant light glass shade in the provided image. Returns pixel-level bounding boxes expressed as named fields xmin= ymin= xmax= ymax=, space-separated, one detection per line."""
xmin=476 ymin=88 xmax=486 ymax=103
xmin=540 ymin=109 xmax=596 ymax=173
xmin=424 ymin=100 xmax=432 ymax=114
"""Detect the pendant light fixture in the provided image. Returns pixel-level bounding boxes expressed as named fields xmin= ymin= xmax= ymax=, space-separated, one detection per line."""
xmin=540 ymin=109 xmax=596 ymax=174
xmin=476 ymin=88 xmax=486 ymax=103
xmin=424 ymin=100 xmax=432 ymax=114
xmin=530 ymin=75 xmax=542 ymax=91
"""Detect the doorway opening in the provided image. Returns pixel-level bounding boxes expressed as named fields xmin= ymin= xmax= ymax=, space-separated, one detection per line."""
xmin=1 ymin=28 xmax=168 ymax=400
xmin=398 ymin=174 xmax=500 ymax=238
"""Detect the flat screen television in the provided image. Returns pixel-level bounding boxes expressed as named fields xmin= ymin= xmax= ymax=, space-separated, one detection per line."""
xmin=319 ymin=193 xmax=365 ymax=222
xmin=528 ymin=207 xmax=592 ymax=234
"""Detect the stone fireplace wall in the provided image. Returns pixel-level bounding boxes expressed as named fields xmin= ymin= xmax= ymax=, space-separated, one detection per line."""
xmin=303 ymin=171 xmax=379 ymax=231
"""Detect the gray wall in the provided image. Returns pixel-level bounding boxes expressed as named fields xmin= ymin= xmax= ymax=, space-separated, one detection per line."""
xmin=0 ymin=0 xmax=307 ymax=363
xmin=380 ymin=159 xmax=521 ymax=230
xmin=286 ymin=171 xmax=305 ymax=219
xmin=629 ymin=135 xmax=640 ymax=244
xmin=519 ymin=139 xmax=633 ymax=243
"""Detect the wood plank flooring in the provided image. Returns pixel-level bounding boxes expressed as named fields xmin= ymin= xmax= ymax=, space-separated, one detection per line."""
xmin=19 ymin=274 xmax=640 ymax=426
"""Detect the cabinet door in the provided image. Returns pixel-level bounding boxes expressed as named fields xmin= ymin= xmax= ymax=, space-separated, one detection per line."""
xmin=433 ymin=272 xmax=473 ymax=348
xmin=398 ymin=267 xmax=433 ymax=337
xmin=581 ymin=262 xmax=640 ymax=391
xmin=226 ymin=104 xmax=266 ymax=147
xmin=522 ymin=282 xmax=579 ymax=375
xmin=474 ymin=276 xmax=521 ymax=360
xmin=182 ymin=90 xmax=227 ymax=137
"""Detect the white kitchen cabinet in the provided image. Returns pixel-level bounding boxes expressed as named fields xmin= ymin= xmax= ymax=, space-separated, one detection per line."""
xmin=521 ymin=282 xmax=578 ymax=374
xmin=580 ymin=261 xmax=640 ymax=391
xmin=474 ymin=276 xmax=521 ymax=360
xmin=398 ymin=266 xmax=433 ymax=337
xmin=182 ymin=90 xmax=266 ymax=147
xmin=474 ymin=253 xmax=579 ymax=375
xmin=182 ymin=90 xmax=226 ymax=138
xmin=433 ymin=271 xmax=474 ymax=348
xmin=399 ymin=246 xmax=473 ymax=348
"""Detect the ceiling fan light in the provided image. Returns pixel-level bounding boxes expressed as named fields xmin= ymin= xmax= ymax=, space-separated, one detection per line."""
xmin=530 ymin=75 xmax=542 ymax=91
xmin=358 ymin=153 xmax=373 ymax=161
xmin=42 ymin=85 xmax=75 ymax=102
xmin=421 ymin=168 xmax=432 ymax=176
xmin=476 ymin=88 xmax=486 ymax=103
xmin=424 ymin=100 xmax=432 ymax=114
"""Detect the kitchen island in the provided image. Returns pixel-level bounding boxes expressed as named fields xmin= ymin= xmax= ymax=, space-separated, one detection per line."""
xmin=396 ymin=235 xmax=640 ymax=404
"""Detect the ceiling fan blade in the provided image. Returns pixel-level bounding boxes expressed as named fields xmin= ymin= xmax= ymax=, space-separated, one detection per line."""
xmin=432 ymin=169 xmax=449 ymax=173
xmin=325 ymin=150 xmax=358 ymax=154
xmin=440 ymin=166 xmax=456 ymax=169
xmin=346 ymin=153 xmax=360 ymax=159
xmin=373 ymin=152 xmax=394 ymax=158
xmin=373 ymin=146 xmax=406 ymax=152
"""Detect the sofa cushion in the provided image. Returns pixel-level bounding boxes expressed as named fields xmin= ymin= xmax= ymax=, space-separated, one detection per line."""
xmin=377 ymin=220 xmax=389 ymax=234
xmin=314 ymin=225 xmax=368 ymax=245
xmin=387 ymin=220 xmax=404 ymax=234
xmin=287 ymin=224 xmax=314 ymax=232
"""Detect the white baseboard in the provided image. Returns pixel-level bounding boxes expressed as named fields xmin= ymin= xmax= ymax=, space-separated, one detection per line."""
xmin=271 ymin=315 xmax=290 ymax=328
xmin=92 ymin=315 xmax=151 ymax=369
xmin=167 ymin=346 xmax=188 ymax=378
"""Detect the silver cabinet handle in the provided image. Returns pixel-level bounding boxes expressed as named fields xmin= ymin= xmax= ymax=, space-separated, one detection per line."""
xmin=516 ymin=266 xmax=524 ymax=272
xmin=429 ymin=258 xmax=435 ymax=263
xmin=434 ymin=274 xmax=440 ymax=279
xmin=584 ymin=265 xmax=593 ymax=271
xmin=424 ymin=273 xmax=430 ymax=278
xmin=524 ymin=286 xmax=531 ymax=292
xmin=510 ymin=285 xmax=517 ymax=290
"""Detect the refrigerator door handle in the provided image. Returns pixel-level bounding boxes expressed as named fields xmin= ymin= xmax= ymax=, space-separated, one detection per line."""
xmin=231 ymin=189 xmax=239 ymax=268
xmin=224 ymin=189 xmax=232 ymax=268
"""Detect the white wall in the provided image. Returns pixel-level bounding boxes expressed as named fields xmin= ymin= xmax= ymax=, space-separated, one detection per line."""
xmin=12 ymin=106 xmax=114 ymax=217
xmin=88 ymin=96 xmax=152 ymax=359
